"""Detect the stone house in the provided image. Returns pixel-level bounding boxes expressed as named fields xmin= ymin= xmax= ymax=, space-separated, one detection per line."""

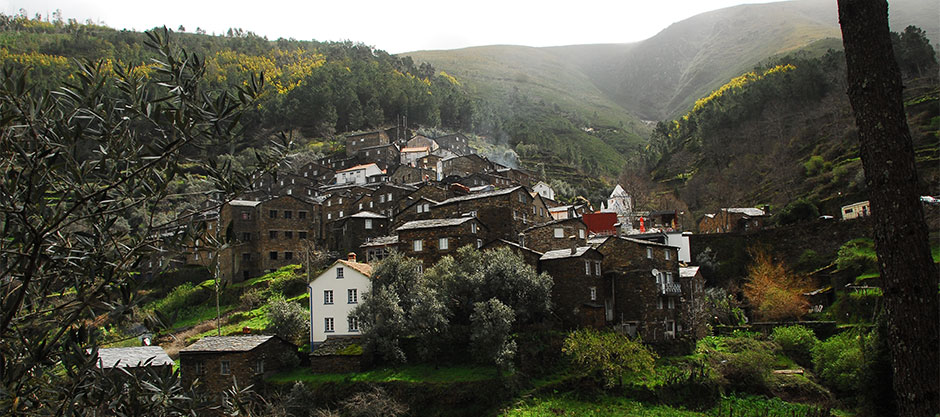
xmin=405 ymin=135 xmax=439 ymax=151
xmin=431 ymin=186 xmax=551 ymax=242
xmin=538 ymin=246 xmax=606 ymax=328
xmin=321 ymin=186 xmax=372 ymax=224
xmin=308 ymin=254 xmax=373 ymax=345
xmin=345 ymin=130 xmax=390 ymax=156
xmin=441 ymin=154 xmax=493 ymax=178
xmin=389 ymin=165 xmax=436 ymax=184
xmin=335 ymin=163 xmax=384 ymax=186
xmin=328 ymin=211 xmax=389 ymax=259
xmin=179 ymin=335 xmax=297 ymax=396
xmin=318 ymin=155 xmax=357 ymax=171
xmin=360 ymin=235 xmax=398 ymax=262
xmin=400 ymin=146 xmax=431 ymax=166
xmin=369 ymin=183 xmax=417 ymax=218
xmin=593 ymin=236 xmax=688 ymax=343
xmin=481 ymin=239 xmax=544 ymax=270
xmin=218 ymin=196 xmax=320 ymax=282
xmin=296 ymin=161 xmax=336 ymax=185
xmin=396 ymin=217 xmax=488 ymax=270
xmin=548 ymin=204 xmax=592 ymax=220
xmin=679 ymin=266 xmax=708 ymax=341
xmin=95 ymin=346 xmax=174 ymax=375
xmin=521 ymin=218 xmax=589 ymax=253
xmin=392 ymin=196 xmax=439 ymax=229
xmin=354 ymin=143 xmax=400 ymax=171
xmin=434 ymin=133 xmax=472 ymax=156
xmin=697 ymin=208 xmax=767 ymax=234
xmin=496 ymin=167 xmax=532 ymax=187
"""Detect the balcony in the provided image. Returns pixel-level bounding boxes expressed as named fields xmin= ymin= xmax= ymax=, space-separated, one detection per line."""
xmin=660 ymin=282 xmax=681 ymax=295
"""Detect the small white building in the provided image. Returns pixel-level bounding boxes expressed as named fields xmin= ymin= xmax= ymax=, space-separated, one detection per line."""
xmin=400 ymin=146 xmax=431 ymax=166
xmin=841 ymin=201 xmax=870 ymax=220
xmin=308 ymin=254 xmax=373 ymax=346
xmin=532 ymin=181 xmax=555 ymax=201
xmin=335 ymin=163 xmax=383 ymax=185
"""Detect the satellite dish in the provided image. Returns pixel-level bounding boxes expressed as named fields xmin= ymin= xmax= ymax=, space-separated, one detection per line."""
xmin=651 ymin=269 xmax=660 ymax=277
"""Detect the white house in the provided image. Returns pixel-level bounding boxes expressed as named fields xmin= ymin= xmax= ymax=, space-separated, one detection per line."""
xmin=400 ymin=146 xmax=430 ymax=166
xmin=308 ymin=253 xmax=373 ymax=346
xmin=335 ymin=163 xmax=383 ymax=185
xmin=601 ymin=184 xmax=634 ymax=233
xmin=532 ymin=181 xmax=555 ymax=201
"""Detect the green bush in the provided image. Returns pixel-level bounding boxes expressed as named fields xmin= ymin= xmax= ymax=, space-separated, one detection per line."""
xmin=812 ymin=331 xmax=864 ymax=396
xmin=836 ymin=238 xmax=878 ymax=275
xmin=266 ymin=297 xmax=308 ymax=345
xmin=562 ymin=328 xmax=658 ymax=388
xmin=696 ymin=336 xmax=775 ymax=394
xmin=771 ymin=325 xmax=818 ymax=367
xmin=775 ymin=198 xmax=819 ymax=225
xmin=268 ymin=266 xmax=307 ymax=297
xmin=803 ymin=155 xmax=826 ymax=176
xmin=144 ymin=282 xmax=209 ymax=318
xmin=239 ymin=287 xmax=265 ymax=310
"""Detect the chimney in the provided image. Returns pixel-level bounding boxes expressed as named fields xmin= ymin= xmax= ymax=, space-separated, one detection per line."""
xmin=347 ymin=252 xmax=357 ymax=262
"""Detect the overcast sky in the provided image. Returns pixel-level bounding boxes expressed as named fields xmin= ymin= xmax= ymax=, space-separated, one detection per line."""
xmin=1 ymin=0 xmax=786 ymax=53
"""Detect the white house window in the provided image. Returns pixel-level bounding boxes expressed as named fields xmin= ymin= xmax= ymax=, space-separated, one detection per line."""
xmin=439 ymin=237 xmax=449 ymax=250
xmin=193 ymin=361 xmax=205 ymax=375
xmin=657 ymin=298 xmax=664 ymax=310
xmin=287 ymin=189 xmax=292 ymax=195
xmin=365 ymin=219 xmax=373 ymax=229
xmin=668 ymin=298 xmax=675 ymax=309
xmin=339 ymin=211 xmax=344 ymax=218
xmin=254 ymin=360 xmax=264 ymax=374
xmin=589 ymin=287 xmax=597 ymax=301
xmin=665 ymin=249 xmax=671 ymax=260
xmin=380 ymin=194 xmax=386 ymax=203
xmin=336 ymin=268 xmax=344 ymax=279
xmin=579 ymin=229 xmax=585 ymax=239
xmin=387 ymin=193 xmax=393 ymax=202
xmin=595 ymin=261 xmax=602 ymax=276
xmin=646 ymin=247 xmax=653 ymax=259
xmin=417 ymin=204 xmax=424 ymax=214
xmin=348 ymin=289 xmax=358 ymax=304
xmin=413 ymin=239 xmax=423 ymax=252
xmin=348 ymin=316 xmax=359 ymax=332
xmin=359 ymin=203 xmax=363 ymax=210
xmin=471 ymin=223 xmax=477 ymax=234
xmin=327 ymin=213 xmax=332 ymax=220
xmin=584 ymin=260 xmax=591 ymax=275
xmin=325 ymin=317 xmax=334 ymax=333
xmin=324 ymin=290 xmax=334 ymax=304
xmin=477 ymin=239 xmax=483 ymax=249
xmin=220 ymin=360 xmax=230 ymax=375
xmin=554 ymin=228 xmax=564 ymax=238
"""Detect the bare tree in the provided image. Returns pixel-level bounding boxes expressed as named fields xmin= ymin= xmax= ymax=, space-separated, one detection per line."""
xmin=837 ymin=1 xmax=939 ymax=415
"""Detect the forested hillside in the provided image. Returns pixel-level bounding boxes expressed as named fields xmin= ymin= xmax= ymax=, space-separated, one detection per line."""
xmin=0 ymin=14 xmax=474 ymax=149
xmin=646 ymin=30 xmax=938 ymax=219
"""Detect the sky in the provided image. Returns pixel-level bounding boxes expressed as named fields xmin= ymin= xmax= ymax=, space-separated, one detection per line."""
xmin=1 ymin=0 xmax=786 ymax=53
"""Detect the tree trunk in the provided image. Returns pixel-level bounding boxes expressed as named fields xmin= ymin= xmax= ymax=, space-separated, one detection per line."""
xmin=837 ymin=1 xmax=939 ymax=415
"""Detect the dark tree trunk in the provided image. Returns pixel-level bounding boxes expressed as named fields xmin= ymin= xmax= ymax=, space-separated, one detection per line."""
xmin=837 ymin=1 xmax=940 ymax=416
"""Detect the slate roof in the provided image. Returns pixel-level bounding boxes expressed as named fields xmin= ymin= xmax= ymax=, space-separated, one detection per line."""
xmin=723 ymin=208 xmax=766 ymax=216
xmin=337 ymin=163 xmax=380 ymax=173
xmin=180 ymin=335 xmax=275 ymax=353
xmin=350 ymin=211 xmax=387 ymax=219
xmin=229 ymin=200 xmax=261 ymax=207
xmin=522 ymin=217 xmax=585 ymax=232
xmin=680 ymin=266 xmax=700 ymax=278
xmin=337 ymin=259 xmax=373 ymax=277
xmin=397 ymin=217 xmax=475 ymax=231
xmin=96 ymin=346 xmax=173 ymax=369
xmin=360 ymin=235 xmax=399 ymax=247
xmin=434 ymin=186 xmax=522 ymax=206
xmin=540 ymin=246 xmax=593 ymax=260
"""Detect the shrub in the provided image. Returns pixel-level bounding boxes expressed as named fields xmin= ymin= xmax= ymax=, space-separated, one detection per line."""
xmin=812 ymin=331 xmax=864 ymax=396
xmin=563 ymin=328 xmax=658 ymax=388
xmin=775 ymin=199 xmax=819 ymax=225
xmin=804 ymin=155 xmax=826 ymax=176
xmin=796 ymin=249 xmax=825 ymax=271
xmin=340 ymin=387 xmax=408 ymax=417
xmin=266 ymin=297 xmax=308 ymax=345
xmin=836 ymin=238 xmax=878 ymax=275
xmin=239 ymin=288 xmax=265 ymax=310
xmin=743 ymin=247 xmax=810 ymax=322
xmin=145 ymin=282 xmax=209 ymax=318
xmin=268 ymin=268 xmax=307 ymax=297
xmin=697 ymin=335 xmax=775 ymax=393
xmin=771 ymin=325 xmax=818 ymax=367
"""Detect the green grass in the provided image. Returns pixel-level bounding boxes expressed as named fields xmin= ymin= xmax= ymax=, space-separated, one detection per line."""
xmin=268 ymin=364 xmax=500 ymax=384
xmin=500 ymin=394 xmax=705 ymax=417
xmin=189 ymin=306 xmax=270 ymax=343
xmin=172 ymin=304 xmax=236 ymax=329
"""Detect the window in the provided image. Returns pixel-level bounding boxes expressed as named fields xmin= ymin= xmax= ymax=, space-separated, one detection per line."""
xmin=365 ymin=219 xmax=373 ymax=229
xmin=299 ymin=232 xmax=307 ymax=240
xmin=413 ymin=239 xmax=423 ymax=252
xmin=220 ymin=360 xmax=230 ymax=375
xmin=327 ymin=213 xmax=332 ymax=220
xmin=242 ymin=232 xmax=251 ymax=241
xmin=595 ymin=261 xmax=602 ymax=276
xmin=387 ymin=193 xmax=393 ymax=202
xmin=666 ymin=272 xmax=673 ymax=284
xmin=284 ymin=231 xmax=293 ymax=239
xmin=287 ymin=189 xmax=292 ymax=195
xmin=299 ymin=211 xmax=307 ymax=219
xmin=269 ymin=230 xmax=277 ymax=239
xmin=584 ymin=260 xmax=591 ymax=275
xmin=242 ymin=253 xmax=250 ymax=262
xmin=348 ymin=316 xmax=359 ymax=332
xmin=477 ymin=239 xmax=483 ymax=249
xmin=336 ymin=268 xmax=344 ymax=279
xmin=554 ymin=228 xmax=564 ymax=238
xmin=269 ymin=210 xmax=277 ymax=219
xmin=254 ymin=360 xmax=264 ymax=374
xmin=589 ymin=287 xmax=597 ymax=301
xmin=416 ymin=262 xmax=423 ymax=274
xmin=668 ymin=298 xmax=675 ymax=309
xmin=579 ymin=229 xmax=585 ymax=239
xmin=657 ymin=297 xmax=664 ymax=310
xmin=284 ymin=210 xmax=292 ymax=219
xmin=439 ymin=237 xmax=449 ymax=250
xmin=664 ymin=249 xmax=671 ymax=260
xmin=646 ymin=247 xmax=653 ymax=259
xmin=193 ymin=361 xmax=205 ymax=375
xmin=348 ymin=289 xmax=358 ymax=304
xmin=324 ymin=317 xmax=334 ymax=333
xmin=194 ymin=252 xmax=200 ymax=261
xmin=471 ymin=223 xmax=477 ymax=234
xmin=380 ymin=194 xmax=386 ymax=203
xmin=324 ymin=290 xmax=333 ymax=304
xmin=339 ymin=211 xmax=344 ymax=218
xmin=423 ymin=203 xmax=429 ymax=212
xmin=518 ymin=193 xmax=525 ymax=203
xmin=285 ymin=252 xmax=293 ymax=260
xmin=241 ymin=211 xmax=250 ymax=220
xmin=269 ymin=251 xmax=278 ymax=260
xmin=358 ymin=203 xmax=363 ymax=210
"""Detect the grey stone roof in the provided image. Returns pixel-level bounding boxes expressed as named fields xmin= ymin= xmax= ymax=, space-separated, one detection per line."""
xmin=229 ymin=200 xmax=261 ymax=207
xmin=96 ymin=346 xmax=173 ymax=368
xmin=434 ymin=186 xmax=522 ymax=206
xmin=680 ymin=266 xmax=700 ymax=278
xmin=397 ymin=217 xmax=475 ymax=231
xmin=180 ymin=335 xmax=274 ymax=353
xmin=522 ymin=217 xmax=585 ymax=232
xmin=540 ymin=246 xmax=593 ymax=260
xmin=350 ymin=211 xmax=387 ymax=219
xmin=361 ymin=235 xmax=399 ymax=247
xmin=724 ymin=208 xmax=766 ymax=216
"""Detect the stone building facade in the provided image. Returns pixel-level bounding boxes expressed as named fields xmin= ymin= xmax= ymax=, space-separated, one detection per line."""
xmin=431 ymin=186 xmax=551 ymax=242
xmin=345 ymin=130 xmax=390 ymax=156
xmin=396 ymin=217 xmax=487 ymax=269
xmin=179 ymin=335 xmax=296 ymax=396
xmin=441 ymin=154 xmax=493 ymax=178
xmin=539 ymin=246 xmax=606 ymax=328
xmin=521 ymin=218 xmax=589 ymax=253
xmin=329 ymin=212 xmax=389 ymax=259
xmin=434 ymin=133 xmax=472 ymax=156
xmin=697 ymin=208 xmax=767 ymax=234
